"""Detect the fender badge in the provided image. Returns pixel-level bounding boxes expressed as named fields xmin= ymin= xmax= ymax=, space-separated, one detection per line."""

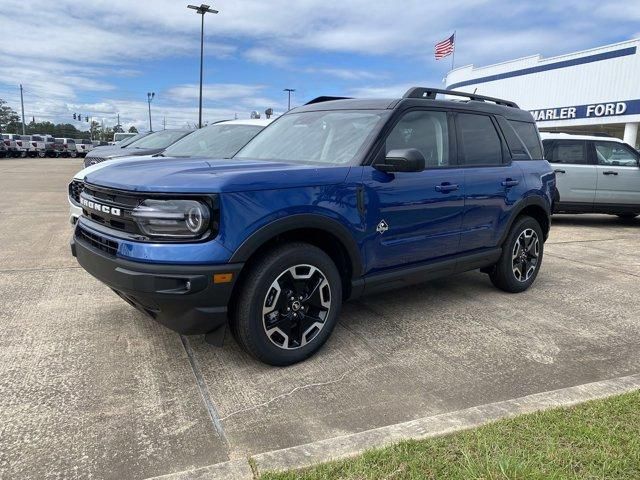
xmin=376 ymin=220 xmax=389 ymax=234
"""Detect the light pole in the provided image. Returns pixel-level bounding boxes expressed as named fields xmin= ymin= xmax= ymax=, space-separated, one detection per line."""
xmin=147 ymin=92 xmax=155 ymax=132
xmin=188 ymin=3 xmax=219 ymax=129
xmin=284 ymin=88 xmax=295 ymax=111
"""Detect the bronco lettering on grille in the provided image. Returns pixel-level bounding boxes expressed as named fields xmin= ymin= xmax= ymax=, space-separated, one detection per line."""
xmin=80 ymin=197 xmax=121 ymax=216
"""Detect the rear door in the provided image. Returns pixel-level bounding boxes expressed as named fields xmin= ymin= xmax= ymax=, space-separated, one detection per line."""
xmin=593 ymin=140 xmax=640 ymax=206
xmin=546 ymin=140 xmax=596 ymax=208
xmin=456 ymin=112 xmax=525 ymax=252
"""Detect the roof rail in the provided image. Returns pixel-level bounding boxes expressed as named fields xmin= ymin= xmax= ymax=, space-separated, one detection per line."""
xmin=305 ymin=96 xmax=353 ymax=105
xmin=403 ymin=87 xmax=519 ymax=108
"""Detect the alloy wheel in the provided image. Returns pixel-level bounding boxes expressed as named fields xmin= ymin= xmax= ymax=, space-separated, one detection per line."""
xmin=512 ymin=228 xmax=539 ymax=282
xmin=262 ymin=264 xmax=331 ymax=350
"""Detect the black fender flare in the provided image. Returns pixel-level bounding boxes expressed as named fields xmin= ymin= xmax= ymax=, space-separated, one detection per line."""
xmin=229 ymin=214 xmax=364 ymax=278
xmin=499 ymin=196 xmax=552 ymax=245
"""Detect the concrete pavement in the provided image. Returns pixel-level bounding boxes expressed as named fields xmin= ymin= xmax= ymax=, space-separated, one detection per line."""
xmin=0 ymin=157 xmax=638 ymax=479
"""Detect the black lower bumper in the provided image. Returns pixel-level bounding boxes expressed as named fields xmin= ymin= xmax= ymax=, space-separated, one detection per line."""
xmin=71 ymin=237 xmax=243 ymax=335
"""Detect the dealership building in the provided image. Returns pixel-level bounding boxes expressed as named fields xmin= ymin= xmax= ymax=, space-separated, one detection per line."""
xmin=445 ymin=38 xmax=640 ymax=148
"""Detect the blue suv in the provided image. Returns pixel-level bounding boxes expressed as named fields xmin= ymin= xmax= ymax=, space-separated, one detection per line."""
xmin=71 ymin=88 xmax=555 ymax=365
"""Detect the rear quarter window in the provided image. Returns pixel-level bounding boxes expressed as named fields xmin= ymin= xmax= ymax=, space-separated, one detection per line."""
xmin=509 ymin=120 xmax=543 ymax=159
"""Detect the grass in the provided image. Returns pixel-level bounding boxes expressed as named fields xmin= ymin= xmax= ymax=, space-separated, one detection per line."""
xmin=261 ymin=390 xmax=640 ymax=480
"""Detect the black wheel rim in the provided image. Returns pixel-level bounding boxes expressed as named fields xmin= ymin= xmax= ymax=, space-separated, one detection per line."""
xmin=262 ymin=264 xmax=331 ymax=350
xmin=512 ymin=228 xmax=539 ymax=282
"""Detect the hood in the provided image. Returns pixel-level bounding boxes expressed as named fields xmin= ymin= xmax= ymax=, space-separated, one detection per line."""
xmin=73 ymin=155 xmax=154 ymax=180
xmin=83 ymin=157 xmax=351 ymax=193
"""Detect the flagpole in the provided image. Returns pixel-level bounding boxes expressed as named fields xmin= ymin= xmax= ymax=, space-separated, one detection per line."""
xmin=451 ymin=31 xmax=456 ymax=72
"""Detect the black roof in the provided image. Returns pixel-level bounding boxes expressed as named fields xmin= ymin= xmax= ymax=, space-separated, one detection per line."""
xmin=296 ymin=87 xmax=533 ymax=122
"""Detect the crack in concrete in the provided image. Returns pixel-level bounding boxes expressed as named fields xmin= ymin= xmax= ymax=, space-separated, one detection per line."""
xmin=180 ymin=335 xmax=230 ymax=449
xmin=219 ymin=367 xmax=358 ymax=422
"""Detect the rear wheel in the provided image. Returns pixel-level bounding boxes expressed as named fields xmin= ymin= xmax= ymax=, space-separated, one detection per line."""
xmin=37 ymin=150 xmax=45 ymax=158
xmin=232 ymin=242 xmax=342 ymax=366
xmin=70 ymin=151 xmax=78 ymax=158
xmin=489 ymin=215 xmax=544 ymax=293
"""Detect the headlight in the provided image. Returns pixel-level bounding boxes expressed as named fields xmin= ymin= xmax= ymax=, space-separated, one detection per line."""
xmin=132 ymin=199 xmax=211 ymax=238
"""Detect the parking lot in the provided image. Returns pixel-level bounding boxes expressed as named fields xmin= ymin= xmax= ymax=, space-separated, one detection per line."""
xmin=1 ymin=157 xmax=639 ymax=479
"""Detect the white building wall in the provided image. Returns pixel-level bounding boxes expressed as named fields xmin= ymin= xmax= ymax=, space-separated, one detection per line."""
xmin=445 ymin=39 xmax=640 ymax=131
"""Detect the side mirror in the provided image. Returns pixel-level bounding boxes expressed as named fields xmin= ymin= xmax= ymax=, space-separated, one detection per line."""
xmin=375 ymin=148 xmax=425 ymax=173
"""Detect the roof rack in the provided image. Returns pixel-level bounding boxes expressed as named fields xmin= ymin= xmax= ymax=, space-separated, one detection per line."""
xmin=305 ymin=96 xmax=353 ymax=105
xmin=403 ymin=87 xmax=519 ymax=108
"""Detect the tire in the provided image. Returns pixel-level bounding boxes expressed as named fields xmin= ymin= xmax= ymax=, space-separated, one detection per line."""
xmin=232 ymin=242 xmax=342 ymax=366
xmin=616 ymin=214 xmax=638 ymax=220
xmin=37 ymin=150 xmax=45 ymax=158
xmin=70 ymin=151 xmax=78 ymax=158
xmin=489 ymin=215 xmax=544 ymax=293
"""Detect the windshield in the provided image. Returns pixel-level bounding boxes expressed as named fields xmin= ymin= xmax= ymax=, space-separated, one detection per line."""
xmin=128 ymin=130 xmax=191 ymax=149
xmin=118 ymin=132 xmax=146 ymax=147
xmin=164 ymin=124 xmax=264 ymax=158
xmin=235 ymin=110 xmax=389 ymax=165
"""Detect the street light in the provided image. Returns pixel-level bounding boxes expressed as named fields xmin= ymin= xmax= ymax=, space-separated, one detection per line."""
xmin=147 ymin=92 xmax=155 ymax=132
xmin=284 ymin=88 xmax=295 ymax=111
xmin=188 ymin=3 xmax=219 ymax=129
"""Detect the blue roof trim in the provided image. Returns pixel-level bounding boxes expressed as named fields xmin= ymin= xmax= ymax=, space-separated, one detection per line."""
xmin=447 ymin=46 xmax=637 ymax=90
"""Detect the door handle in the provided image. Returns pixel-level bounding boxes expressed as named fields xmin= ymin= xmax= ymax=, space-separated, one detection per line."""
xmin=603 ymin=171 xmax=618 ymax=176
xmin=501 ymin=178 xmax=520 ymax=187
xmin=435 ymin=183 xmax=459 ymax=193
xmin=554 ymin=169 xmax=566 ymax=174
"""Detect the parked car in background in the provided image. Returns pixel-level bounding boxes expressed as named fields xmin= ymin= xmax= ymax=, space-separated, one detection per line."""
xmin=69 ymin=119 xmax=271 ymax=223
xmin=83 ymin=129 xmax=193 ymax=167
xmin=75 ymin=139 xmax=94 ymax=157
xmin=55 ymin=138 xmax=78 ymax=157
xmin=112 ymin=132 xmax=137 ymax=144
xmin=71 ymin=87 xmax=554 ymax=365
xmin=0 ymin=140 xmax=7 ymax=158
xmin=541 ymin=132 xmax=640 ymax=219
xmin=2 ymin=134 xmax=20 ymax=157
xmin=29 ymin=135 xmax=56 ymax=158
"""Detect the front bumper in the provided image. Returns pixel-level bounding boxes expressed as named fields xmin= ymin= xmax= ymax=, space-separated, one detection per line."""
xmin=71 ymin=232 xmax=243 ymax=335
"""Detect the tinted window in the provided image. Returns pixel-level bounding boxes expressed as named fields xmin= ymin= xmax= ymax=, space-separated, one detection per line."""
xmin=551 ymin=141 xmax=587 ymax=164
xmin=457 ymin=114 xmax=502 ymax=166
xmin=385 ymin=110 xmax=450 ymax=167
xmin=594 ymin=141 xmax=639 ymax=167
xmin=510 ymin=121 xmax=543 ymax=158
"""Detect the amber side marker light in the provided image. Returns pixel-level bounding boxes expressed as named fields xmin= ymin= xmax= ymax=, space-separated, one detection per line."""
xmin=213 ymin=273 xmax=233 ymax=284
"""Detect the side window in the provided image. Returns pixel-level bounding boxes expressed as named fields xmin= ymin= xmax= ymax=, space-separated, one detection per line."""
xmin=457 ymin=113 xmax=503 ymax=166
xmin=551 ymin=141 xmax=588 ymax=164
xmin=509 ymin=120 xmax=543 ymax=159
xmin=385 ymin=111 xmax=450 ymax=168
xmin=594 ymin=142 xmax=639 ymax=167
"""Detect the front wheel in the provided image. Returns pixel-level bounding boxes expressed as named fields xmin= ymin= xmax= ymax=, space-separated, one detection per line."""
xmin=489 ymin=215 xmax=544 ymax=293
xmin=232 ymin=243 xmax=342 ymax=366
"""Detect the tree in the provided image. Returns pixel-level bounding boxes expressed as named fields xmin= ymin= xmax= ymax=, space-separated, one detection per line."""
xmin=0 ymin=98 xmax=20 ymax=133
xmin=128 ymin=126 xmax=138 ymax=133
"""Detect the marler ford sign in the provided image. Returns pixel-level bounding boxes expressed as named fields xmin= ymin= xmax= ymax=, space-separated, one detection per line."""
xmin=530 ymin=99 xmax=640 ymax=122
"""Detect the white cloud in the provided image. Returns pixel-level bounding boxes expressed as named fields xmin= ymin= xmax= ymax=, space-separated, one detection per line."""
xmin=165 ymin=83 xmax=266 ymax=102
xmin=243 ymin=47 xmax=290 ymax=67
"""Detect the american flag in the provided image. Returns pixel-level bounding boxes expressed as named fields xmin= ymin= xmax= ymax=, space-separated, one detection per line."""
xmin=435 ymin=33 xmax=455 ymax=60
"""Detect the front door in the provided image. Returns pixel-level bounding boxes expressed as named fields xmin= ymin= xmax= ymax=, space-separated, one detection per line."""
xmin=593 ymin=140 xmax=640 ymax=206
xmin=362 ymin=109 xmax=464 ymax=273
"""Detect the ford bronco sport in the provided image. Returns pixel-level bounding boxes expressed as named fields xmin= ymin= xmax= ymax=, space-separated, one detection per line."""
xmin=71 ymin=88 xmax=555 ymax=365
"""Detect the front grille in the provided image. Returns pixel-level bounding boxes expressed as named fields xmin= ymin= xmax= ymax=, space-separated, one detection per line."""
xmin=76 ymin=225 xmax=119 ymax=256
xmin=68 ymin=180 xmax=83 ymax=204
xmin=84 ymin=156 xmax=106 ymax=168
xmin=80 ymin=185 xmax=142 ymax=235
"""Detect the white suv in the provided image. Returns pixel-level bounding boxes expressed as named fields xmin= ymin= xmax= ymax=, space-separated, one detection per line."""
xmin=541 ymin=132 xmax=640 ymax=219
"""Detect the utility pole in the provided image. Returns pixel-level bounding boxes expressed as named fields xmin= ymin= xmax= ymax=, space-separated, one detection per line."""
xmin=284 ymin=88 xmax=295 ymax=111
xmin=188 ymin=4 xmax=219 ymax=129
xmin=147 ymin=92 xmax=155 ymax=131
xmin=19 ymin=84 xmax=26 ymax=134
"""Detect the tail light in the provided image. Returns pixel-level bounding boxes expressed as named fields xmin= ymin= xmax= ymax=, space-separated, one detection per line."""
xmin=32 ymin=142 xmax=37 ymax=147
xmin=3 ymin=140 xmax=8 ymax=146
xmin=63 ymin=144 xmax=68 ymax=148
xmin=17 ymin=141 xmax=22 ymax=146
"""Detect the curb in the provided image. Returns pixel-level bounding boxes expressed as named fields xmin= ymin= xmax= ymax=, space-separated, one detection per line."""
xmin=150 ymin=373 xmax=640 ymax=479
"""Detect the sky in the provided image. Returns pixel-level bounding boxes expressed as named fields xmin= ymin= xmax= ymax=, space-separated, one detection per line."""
xmin=1 ymin=0 xmax=639 ymax=132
